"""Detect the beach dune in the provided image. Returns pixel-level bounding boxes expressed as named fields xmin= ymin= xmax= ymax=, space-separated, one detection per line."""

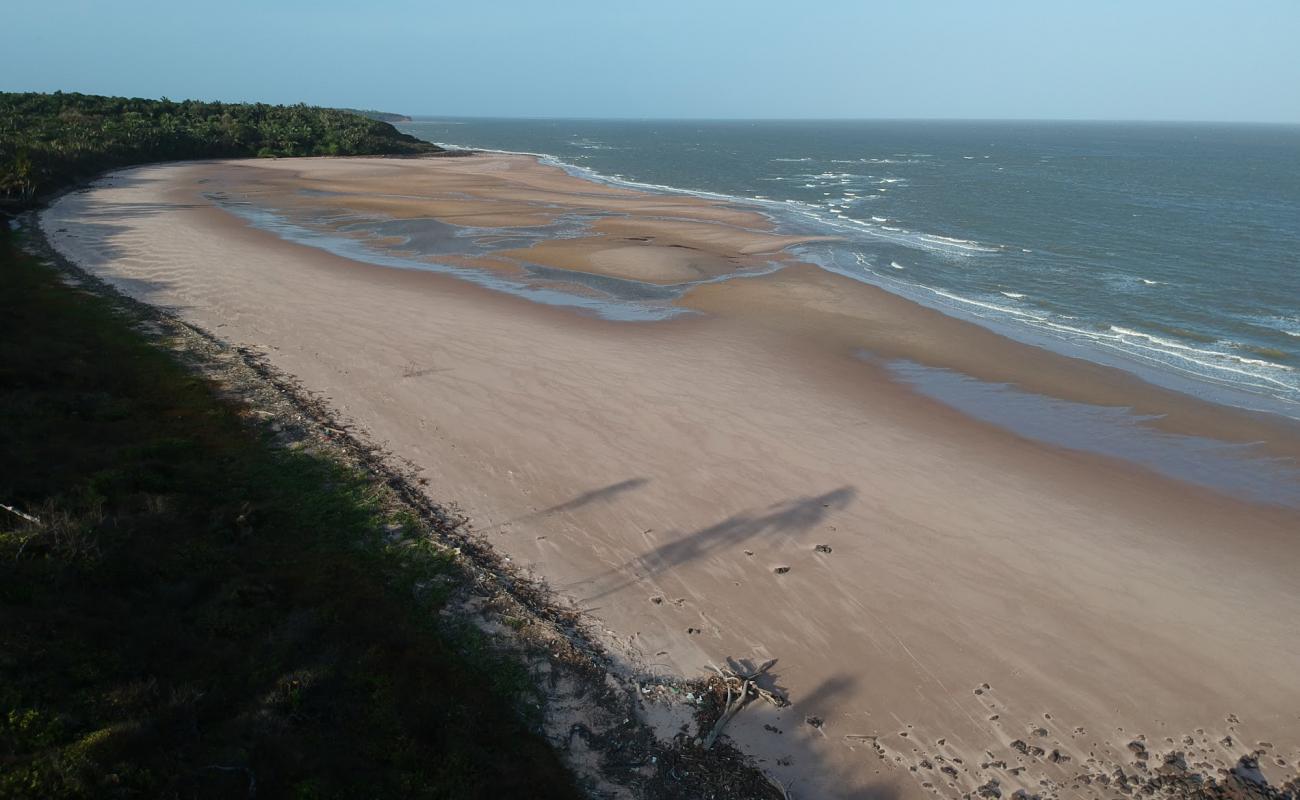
xmin=41 ymin=155 xmax=1300 ymax=799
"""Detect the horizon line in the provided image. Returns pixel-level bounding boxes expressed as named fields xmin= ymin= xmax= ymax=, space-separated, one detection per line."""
xmin=406 ymin=114 xmax=1300 ymax=126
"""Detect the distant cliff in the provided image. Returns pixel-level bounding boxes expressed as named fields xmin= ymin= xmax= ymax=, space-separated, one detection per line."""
xmin=0 ymin=92 xmax=440 ymax=209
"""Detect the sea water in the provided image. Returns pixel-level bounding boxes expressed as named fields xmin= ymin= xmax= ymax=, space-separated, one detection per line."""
xmin=398 ymin=119 xmax=1300 ymax=419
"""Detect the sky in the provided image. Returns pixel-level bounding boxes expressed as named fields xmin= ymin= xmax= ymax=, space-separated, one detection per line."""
xmin=4 ymin=0 xmax=1299 ymax=122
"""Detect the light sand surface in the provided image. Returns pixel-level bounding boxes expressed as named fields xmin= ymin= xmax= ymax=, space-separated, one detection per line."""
xmin=42 ymin=157 xmax=1300 ymax=799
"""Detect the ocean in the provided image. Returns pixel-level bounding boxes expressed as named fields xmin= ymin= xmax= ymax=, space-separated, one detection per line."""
xmin=397 ymin=118 xmax=1300 ymax=419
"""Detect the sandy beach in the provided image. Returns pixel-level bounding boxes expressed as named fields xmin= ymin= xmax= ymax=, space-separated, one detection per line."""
xmin=41 ymin=155 xmax=1300 ymax=799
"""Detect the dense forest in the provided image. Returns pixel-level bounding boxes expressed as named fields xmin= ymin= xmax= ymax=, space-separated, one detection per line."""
xmin=0 ymin=92 xmax=441 ymax=209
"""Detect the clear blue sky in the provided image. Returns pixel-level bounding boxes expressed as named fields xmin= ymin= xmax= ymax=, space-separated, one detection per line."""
xmin=5 ymin=0 xmax=1299 ymax=122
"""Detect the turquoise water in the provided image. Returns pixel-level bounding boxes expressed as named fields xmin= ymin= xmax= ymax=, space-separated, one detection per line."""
xmin=398 ymin=119 xmax=1300 ymax=418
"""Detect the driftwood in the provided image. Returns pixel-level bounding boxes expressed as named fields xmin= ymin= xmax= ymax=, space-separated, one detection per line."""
xmin=1 ymin=503 xmax=40 ymax=524
xmin=702 ymin=658 xmax=787 ymax=748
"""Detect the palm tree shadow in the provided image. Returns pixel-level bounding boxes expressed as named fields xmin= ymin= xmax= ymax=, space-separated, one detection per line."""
xmin=581 ymin=485 xmax=855 ymax=602
xmin=536 ymin=477 xmax=649 ymax=516
xmin=481 ymin=477 xmax=650 ymax=534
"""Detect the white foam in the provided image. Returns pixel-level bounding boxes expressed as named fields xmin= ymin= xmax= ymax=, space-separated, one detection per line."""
xmin=890 ymin=261 xmax=905 ymax=270
xmin=917 ymin=234 xmax=1002 ymax=253
xmin=1001 ymin=292 xmax=1025 ymax=299
xmin=1258 ymin=316 xmax=1300 ymax=338
xmin=925 ymin=288 xmax=1047 ymax=321
xmin=1100 ymin=327 xmax=1294 ymax=375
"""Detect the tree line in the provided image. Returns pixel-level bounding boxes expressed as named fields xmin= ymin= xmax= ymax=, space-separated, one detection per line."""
xmin=1 ymin=91 xmax=441 ymax=209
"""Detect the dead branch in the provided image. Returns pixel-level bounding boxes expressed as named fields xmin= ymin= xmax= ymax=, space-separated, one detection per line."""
xmin=701 ymin=658 xmax=787 ymax=748
xmin=1 ymin=503 xmax=40 ymax=524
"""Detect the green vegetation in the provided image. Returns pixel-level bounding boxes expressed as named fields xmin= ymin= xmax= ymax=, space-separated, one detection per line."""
xmin=0 ymin=92 xmax=440 ymax=208
xmin=339 ymin=109 xmax=414 ymax=123
xmin=0 ymin=229 xmax=578 ymax=799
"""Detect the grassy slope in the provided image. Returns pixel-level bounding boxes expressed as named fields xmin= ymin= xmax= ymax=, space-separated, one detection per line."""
xmin=0 ymin=228 xmax=580 ymax=799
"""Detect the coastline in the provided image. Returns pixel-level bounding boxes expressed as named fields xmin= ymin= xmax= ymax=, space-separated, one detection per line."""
xmin=40 ymin=155 xmax=1300 ymax=798
xmin=414 ymin=125 xmax=1300 ymax=421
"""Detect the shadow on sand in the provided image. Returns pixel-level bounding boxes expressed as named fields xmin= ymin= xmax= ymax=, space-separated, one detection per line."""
xmin=580 ymin=485 xmax=855 ymax=603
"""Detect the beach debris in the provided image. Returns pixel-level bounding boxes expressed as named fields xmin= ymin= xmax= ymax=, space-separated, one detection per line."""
xmin=814 ymin=544 xmax=832 ymax=553
xmin=805 ymin=715 xmax=824 ymax=729
xmin=1010 ymin=739 xmax=1046 ymax=758
xmin=772 ymin=566 xmax=790 ymax=575
xmin=701 ymin=659 xmax=787 ymax=748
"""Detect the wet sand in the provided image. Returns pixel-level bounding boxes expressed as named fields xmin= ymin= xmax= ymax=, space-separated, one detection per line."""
xmin=42 ymin=155 xmax=1300 ymax=799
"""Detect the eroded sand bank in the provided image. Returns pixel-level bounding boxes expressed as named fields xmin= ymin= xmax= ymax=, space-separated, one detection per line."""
xmin=42 ymin=155 xmax=1300 ymax=799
